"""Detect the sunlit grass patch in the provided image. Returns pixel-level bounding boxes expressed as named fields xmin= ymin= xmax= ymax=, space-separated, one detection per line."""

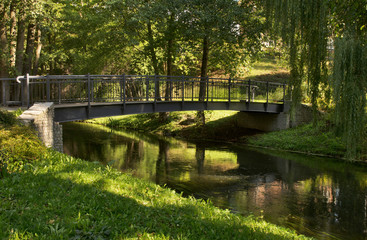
xmin=247 ymin=121 xmax=348 ymax=158
xmin=0 ymin=148 xmax=312 ymax=239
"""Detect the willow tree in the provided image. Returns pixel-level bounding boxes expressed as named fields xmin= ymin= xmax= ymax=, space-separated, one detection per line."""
xmin=333 ymin=37 xmax=366 ymax=159
xmin=263 ymin=0 xmax=367 ymax=159
xmin=263 ymin=0 xmax=330 ymax=120
xmin=331 ymin=0 xmax=367 ymax=159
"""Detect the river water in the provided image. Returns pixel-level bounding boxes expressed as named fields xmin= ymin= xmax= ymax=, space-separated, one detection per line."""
xmin=63 ymin=122 xmax=367 ymax=240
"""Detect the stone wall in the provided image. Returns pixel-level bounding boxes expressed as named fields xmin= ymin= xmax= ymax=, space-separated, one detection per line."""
xmin=18 ymin=102 xmax=63 ymax=152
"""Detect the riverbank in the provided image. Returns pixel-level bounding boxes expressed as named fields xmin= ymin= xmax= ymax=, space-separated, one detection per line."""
xmin=0 ymin=110 xmax=311 ymax=239
xmin=85 ymin=110 xmax=366 ymax=162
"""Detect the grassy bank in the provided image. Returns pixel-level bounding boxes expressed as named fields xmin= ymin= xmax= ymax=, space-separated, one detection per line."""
xmin=86 ymin=110 xmax=367 ymax=161
xmin=246 ymin=120 xmax=367 ymax=161
xmin=84 ymin=111 xmax=260 ymax=141
xmin=0 ymin=110 xmax=311 ymax=239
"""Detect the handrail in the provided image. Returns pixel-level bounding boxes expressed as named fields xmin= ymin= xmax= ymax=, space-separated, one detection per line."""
xmin=1 ymin=74 xmax=288 ymax=108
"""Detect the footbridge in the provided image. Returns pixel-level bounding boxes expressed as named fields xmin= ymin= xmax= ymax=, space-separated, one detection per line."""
xmin=0 ymin=74 xmax=289 ymax=122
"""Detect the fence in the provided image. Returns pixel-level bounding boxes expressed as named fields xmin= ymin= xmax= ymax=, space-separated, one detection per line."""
xmin=0 ymin=74 xmax=288 ymax=107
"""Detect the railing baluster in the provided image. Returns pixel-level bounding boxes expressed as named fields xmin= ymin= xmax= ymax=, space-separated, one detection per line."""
xmin=283 ymin=83 xmax=286 ymax=103
xmin=146 ymin=76 xmax=149 ymax=102
xmin=191 ymin=80 xmax=194 ymax=101
xmin=58 ymin=81 xmax=61 ymax=104
xmin=206 ymin=76 xmax=209 ymax=102
xmin=248 ymin=80 xmax=251 ymax=103
xmin=46 ymin=74 xmax=50 ymax=102
xmin=182 ymin=76 xmax=185 ymax=102
xmin=123 ymin=74 xmax=126 ymax=105
xmin=228 ymin=77 xmax=231 ymax=102
xmin=26 ymin=74 xmax=30 ymax=107
xmin=211 ymin=78 xmax=214 ymax=102
xmin=2 ymin=79 xmax=6 ymax=106
xmin=87 ymin=74 xmax=91 ymax=108
xmin=119 ymin=75 xmax=123 ymax=102
xmin=266 ymin=81 xmax=269 ymax=104
xmin=154 ymin=75 xmax=157 ymax=102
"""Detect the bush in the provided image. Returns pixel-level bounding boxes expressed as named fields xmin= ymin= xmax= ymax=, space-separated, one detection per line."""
xmin=0 ymin=109 xmax=17 ymax=126
xmin=0 ymin=111 xmax=47 ymax=176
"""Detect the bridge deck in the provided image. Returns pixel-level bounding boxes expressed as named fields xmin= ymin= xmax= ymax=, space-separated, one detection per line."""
xmin=54 ymin=101 xmax=288 ymax=122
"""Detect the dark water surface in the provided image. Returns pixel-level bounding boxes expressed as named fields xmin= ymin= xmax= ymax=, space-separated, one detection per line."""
xmin=63 ymin=122 xmax=367 ymax=240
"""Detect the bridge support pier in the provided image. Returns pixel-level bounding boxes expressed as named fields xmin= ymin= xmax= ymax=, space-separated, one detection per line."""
xmin=236 ymin=112 xmax=290 ymax=132
xmin=18 ymin=102 xmax=63 ymax=152
xmin=236 ymin=104 xmax=314 ymax=132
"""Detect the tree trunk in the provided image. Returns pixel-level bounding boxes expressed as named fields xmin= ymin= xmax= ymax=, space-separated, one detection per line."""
xmin=199 ymin=36 xmax=209 ymax=100
xmin=33 ymin=27 xmax=42 ymax=75
xmin=9 ymin=1 xmax=17 ymax=69
xmin=147 ymin=20 xmax=161 ymax=100
xmin=161 ymin=15 xmax=176 ymax=121
xmin=165 ymin=14 xmax=174 ymax=101
xmin=15 ymin=8 xmax=26 ymax=75
xmin=0 ymin=2 xmax=9 ymax=105
xmin=0 ymin=2 xmax=9 ymax=78
xmin=197 ymin=36 xmax=209 ymax=125
xmin=23 ymin=22 xmax=36 ymax=74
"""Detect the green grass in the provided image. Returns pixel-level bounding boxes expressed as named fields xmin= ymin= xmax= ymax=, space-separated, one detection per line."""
xmin=84 ymin=110 xmax=262 ymax=142
xmin=0 ymin=115 xmax=312 ymax=239
xmin=245 ymin=55 xmax=289 ymax=84
xmin=246 ymin=121 xmax=349 ymax=158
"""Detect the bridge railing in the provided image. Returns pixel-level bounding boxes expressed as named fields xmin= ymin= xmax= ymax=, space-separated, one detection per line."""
xmin=0 ymin=74 xmax=288 ymax=107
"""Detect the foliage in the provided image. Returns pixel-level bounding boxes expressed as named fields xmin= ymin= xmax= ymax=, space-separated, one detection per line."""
xmin=262 ymin=0 xmax=330 ymax=120
xmin=333 ymin=36 xmax=367 ymax=159
xmin=0 ymin=109 xmax=17 ymax=126
xmin=262 ymin=0 xmax=367 ymax=159
xmin=0 ymin=110 xmax=46 ymax=177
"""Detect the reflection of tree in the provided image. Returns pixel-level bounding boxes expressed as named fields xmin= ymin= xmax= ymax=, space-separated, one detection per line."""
xmin=195 ymin=145 xmax=205 ymax=175
xmin=123 ymin=140 xmax=144 ymax=169
xmin=156 ymin=140 xmax=169 ymax=184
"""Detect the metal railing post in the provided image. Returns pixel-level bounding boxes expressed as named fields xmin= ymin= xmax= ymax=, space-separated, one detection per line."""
xmin=146 ymin=76 xmax=149 ymax=101
xmin=170 ymin=76 xmax=173 ymax=101
xmin=283 ymin=83 xmax=286 ymax=103
xmin=122 ymin=74 xmax=126 ymax=105
xmin=154 ymin=75 xmax=157 ymax=102
xmin=266 ymin=81 xmax=269 ymax=104
xmin=119 ymin=75 xmax=123 ymax=102
xmin=46 ymin=74 xmax=50 ymax=102
xmin=228 ymin=77 xmax=231 ymax=102
xmin=191 ymin=79 xmax=194 ymax=101
xmin=26 ymin=74 xmax=30 ymax=107
xmin=87 ymin=74 xmax=91 ymax=108
xmin=248 ymin=80 xmax=251 ymax=103
xmin=1 ymin=79 xmax=6 ymax=106
xmin=181 ymin=76 xmax=185 ymax=103
xmin=211 ymin=78 xmax=214 ymax=102
xmin=206 ymin=76 xmax=209 ymax=102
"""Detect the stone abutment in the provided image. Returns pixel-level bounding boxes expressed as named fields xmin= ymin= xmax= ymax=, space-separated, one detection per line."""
xmin=18 ymin=102 xmax=63 ymax=152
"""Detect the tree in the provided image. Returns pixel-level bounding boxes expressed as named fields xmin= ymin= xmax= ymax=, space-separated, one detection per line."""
xmin=262 ymin=0 xmax=367 ymax=159
xmin=180 ymin=0 xmax=262 ymax=124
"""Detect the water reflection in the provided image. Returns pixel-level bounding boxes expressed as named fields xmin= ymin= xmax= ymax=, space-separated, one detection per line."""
xmin=63 ymin=122 xmax=367 ymax=240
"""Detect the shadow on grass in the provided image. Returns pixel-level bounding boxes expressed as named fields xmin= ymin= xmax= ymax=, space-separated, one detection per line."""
xmin=0 ymin=159 xmax=304 ymax=239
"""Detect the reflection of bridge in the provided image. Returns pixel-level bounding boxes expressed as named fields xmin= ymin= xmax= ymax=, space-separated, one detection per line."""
xmin=0 ymin=74 xmax=288 ymax=122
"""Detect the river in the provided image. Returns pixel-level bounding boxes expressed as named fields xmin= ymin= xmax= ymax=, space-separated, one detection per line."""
xmin=63 ymin=122 xmax=367 ymax=240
